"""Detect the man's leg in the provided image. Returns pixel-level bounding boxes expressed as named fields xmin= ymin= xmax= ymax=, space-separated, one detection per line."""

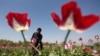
xmin=32 ymin=42 xmax=40 ymax=56
xmin=32 ymin=48 xmax=37 ymax=56
xmin=40 ymin=42 xmax=43 ymax=50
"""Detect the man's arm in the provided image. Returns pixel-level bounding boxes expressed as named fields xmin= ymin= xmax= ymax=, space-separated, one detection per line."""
xmin=31 ymin=32 xmax=38 ymax=41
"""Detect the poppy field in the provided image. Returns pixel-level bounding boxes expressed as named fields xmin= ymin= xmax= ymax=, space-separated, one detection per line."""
xmin=0 ymin=38 xmax=100 ymax=56
xmin=0 ymin=1 xmax=100 ymax=56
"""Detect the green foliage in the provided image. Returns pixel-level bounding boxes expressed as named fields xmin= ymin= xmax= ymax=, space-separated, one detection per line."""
xmin=0 ymin=39 xmax=100 ymax=56
xmin=93 ymin=42 xmax=100 ymax=50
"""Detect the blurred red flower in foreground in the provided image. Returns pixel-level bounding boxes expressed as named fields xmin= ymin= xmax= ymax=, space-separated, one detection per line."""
xmin=6 ymin=12 xmax=31 ymax=51
xmin=6 ymin=12 xmax=31 ymax=32
xmin=51 ymin=1 xmax=99 ymax=33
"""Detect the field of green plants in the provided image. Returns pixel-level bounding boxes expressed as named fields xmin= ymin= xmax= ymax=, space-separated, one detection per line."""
xmin=0 ymin=39 xmax=100 ymax=56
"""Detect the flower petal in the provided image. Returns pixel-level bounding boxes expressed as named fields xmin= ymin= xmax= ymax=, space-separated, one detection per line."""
xmin=61 ymin=1 xmax=77 ymax=24
xmin=80 ymin=15 xmax=99 ymax=30
xmin=14 ymin=12 xmax=27 ymax=26
xmin=6 ymin=12 xmax=13 ymax=28
xmin=73 ymin=7 xmax=99 ymax=30
xmin=51 ymin=12 xmax=61 ymax=26
xmin=13 ymin=18 xmax=29 ymax=32
xmin=73 ymin=7 xmax=83 ymax=30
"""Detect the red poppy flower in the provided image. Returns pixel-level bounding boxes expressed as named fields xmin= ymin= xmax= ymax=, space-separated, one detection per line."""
xmin=2 ymin=43 xmax=7 ymax=48
xmin=51 ymin=1 xmax=99 ymax=33
xmin=6 ymin=12 xmax=31 ymax=32
xmin=83 ymin=48 xmax=90 ymax=53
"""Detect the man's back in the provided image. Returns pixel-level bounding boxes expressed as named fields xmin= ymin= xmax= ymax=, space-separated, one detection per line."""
xmin=31 ymin=32 xmax=42 ymax=46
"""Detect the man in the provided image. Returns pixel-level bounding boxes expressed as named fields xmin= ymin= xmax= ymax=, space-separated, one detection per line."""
xmin=31 ymin=28 xmax=43 ymax=56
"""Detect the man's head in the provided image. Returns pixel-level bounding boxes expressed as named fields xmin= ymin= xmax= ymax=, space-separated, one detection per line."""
xmin=37 ymin=28 xmax=42 ymax=33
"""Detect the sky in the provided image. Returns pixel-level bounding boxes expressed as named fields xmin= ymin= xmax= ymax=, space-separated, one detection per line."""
xmin=0 ymin=0 xmax=100 ymax=44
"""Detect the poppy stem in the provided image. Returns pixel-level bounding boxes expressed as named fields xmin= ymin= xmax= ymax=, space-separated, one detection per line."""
xmin=64 ymin=30 xmax=71 ymax=45
xmin=21 ymin=30 xmax=28 ymax=49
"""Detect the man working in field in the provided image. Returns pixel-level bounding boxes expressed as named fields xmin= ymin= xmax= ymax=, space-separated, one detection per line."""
xmin=31 ymin=28 xmax=43 ymax=56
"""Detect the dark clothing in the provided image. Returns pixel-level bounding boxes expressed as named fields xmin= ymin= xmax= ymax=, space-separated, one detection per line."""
xmin=31 ymin=32 xmax=43 ymax=56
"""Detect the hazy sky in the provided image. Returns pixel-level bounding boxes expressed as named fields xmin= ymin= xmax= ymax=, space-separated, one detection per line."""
xmin=0 ymin=0 xmax=100 ymax=44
